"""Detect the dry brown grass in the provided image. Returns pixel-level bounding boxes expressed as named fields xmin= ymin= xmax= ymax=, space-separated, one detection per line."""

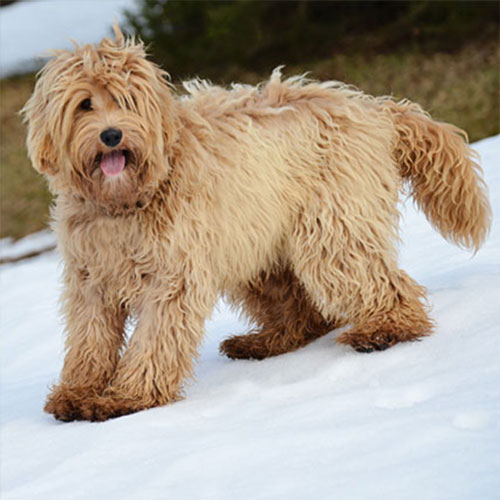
xmin=0 ymin=42 xmax=498 ymax=240
xmin=1 ymin=74 xmax=52 ymax=239
xmin=308 ymin=43 xmax=499 ymax=143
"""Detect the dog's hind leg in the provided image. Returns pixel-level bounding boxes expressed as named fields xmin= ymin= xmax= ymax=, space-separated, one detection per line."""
xmin=335 ymin=269 xmax=434 ymax=352
xmin=286 ymin=120 xmax=435 ymax=352
xmin=220 ymin=268 xmax=338 ymax=360
xmin=289 ymin=205 xmax=434 ymax=353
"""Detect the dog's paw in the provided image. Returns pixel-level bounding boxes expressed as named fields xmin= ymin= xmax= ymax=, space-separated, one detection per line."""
xmin=44 ymin=384 xmax=101 ymax=422
xmin=219 ymin=334 xmax=264 ymax=360
xmin=336 ymin=330 xmax=397 ymax=353
xmin=87 ymin=391 xmax=152 ymax=421
xmin=45 ymin=385 xmax=158 ymax=422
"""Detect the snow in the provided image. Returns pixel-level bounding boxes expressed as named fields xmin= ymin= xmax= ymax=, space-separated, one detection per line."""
xmin=0 ymin=229 xmax=55 ymax=262
xmin=1 ymin=135 xmax=499 ymax=499
xmin=0 ymin=0 xmax=138 ymax=77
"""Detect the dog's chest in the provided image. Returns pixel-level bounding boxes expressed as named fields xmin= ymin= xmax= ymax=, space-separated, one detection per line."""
xmin=63 ymin=211 xmax=166 ymax=296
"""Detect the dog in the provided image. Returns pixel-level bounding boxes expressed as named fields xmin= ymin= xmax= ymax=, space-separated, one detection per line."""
xmin=22 ymin=26 xmax=491 ymax=421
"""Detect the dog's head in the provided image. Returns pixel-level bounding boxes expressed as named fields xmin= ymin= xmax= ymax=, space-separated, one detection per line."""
xmin=22 ymin=25 xmax=177 ymax=215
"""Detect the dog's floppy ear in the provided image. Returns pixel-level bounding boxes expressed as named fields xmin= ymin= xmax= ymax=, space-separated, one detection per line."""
xmin=21 ymin=75 xmax=59 ymax=176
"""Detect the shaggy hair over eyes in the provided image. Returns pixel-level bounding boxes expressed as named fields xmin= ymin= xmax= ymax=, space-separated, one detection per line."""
xmin=22 ymin=26 xmax=491 ymax=421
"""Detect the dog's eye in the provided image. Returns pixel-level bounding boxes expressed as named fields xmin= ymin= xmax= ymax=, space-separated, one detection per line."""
xmin=80 ymin=98 xmax=92 ymax=111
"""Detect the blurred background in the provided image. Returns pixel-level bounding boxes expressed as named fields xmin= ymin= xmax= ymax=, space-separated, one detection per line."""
xmin=0 ymin=0 xmax=498 ymax=241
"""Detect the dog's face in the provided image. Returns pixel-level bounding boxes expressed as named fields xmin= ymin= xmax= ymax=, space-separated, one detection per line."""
xmin=22 ymin=27 xmax=177 ymax=214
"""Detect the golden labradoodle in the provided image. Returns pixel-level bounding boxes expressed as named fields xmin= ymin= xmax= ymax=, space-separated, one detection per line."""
xmin=23 ymin=27 xmax=491 ymax=421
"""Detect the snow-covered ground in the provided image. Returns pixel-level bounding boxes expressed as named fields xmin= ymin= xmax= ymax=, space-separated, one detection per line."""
xmin=0 ymin=230 xmax=55 ymax=263
xmin=0 ymin=0 xmax=137 ymax=77
xmin=1 ymin=136 xmax=499 ymax=499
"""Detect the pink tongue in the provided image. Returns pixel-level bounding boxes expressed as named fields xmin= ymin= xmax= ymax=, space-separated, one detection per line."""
xmin=100 ymin=151 xmax=125 ymax=176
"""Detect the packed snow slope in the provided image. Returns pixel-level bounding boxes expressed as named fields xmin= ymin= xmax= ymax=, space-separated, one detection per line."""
xmin=1 ymin=136 xmax=499 ymax=500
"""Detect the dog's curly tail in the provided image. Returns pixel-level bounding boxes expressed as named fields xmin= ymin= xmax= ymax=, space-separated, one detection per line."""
xmin=383 ymin=99 xmax=492 ymax=252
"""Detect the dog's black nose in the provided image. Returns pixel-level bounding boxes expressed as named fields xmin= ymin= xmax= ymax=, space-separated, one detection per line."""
xmin=100 ymin=128 xmax=123 ymax=147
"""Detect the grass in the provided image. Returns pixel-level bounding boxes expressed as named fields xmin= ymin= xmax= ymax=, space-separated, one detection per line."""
xmin=0 ymin=73 xmax=52 ymax=240
xmin=307 ymin=43 xmax=499 ymax=143
xmin=0 ymin=41 xmax=498 ymax=240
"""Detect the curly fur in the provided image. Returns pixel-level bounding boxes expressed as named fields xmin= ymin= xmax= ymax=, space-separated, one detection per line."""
xmin=22 ymin=26 xmax=491 ymax=421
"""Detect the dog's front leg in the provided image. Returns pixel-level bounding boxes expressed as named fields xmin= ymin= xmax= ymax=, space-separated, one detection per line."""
xmin=88 ymin=284 xmax=211 ymax=421
xmin=45 ymin=272 xmax=127 ymax=421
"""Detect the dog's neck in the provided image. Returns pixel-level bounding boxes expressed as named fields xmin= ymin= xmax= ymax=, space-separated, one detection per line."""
xmin=59 ymin=191 xmax=154 ymax=220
